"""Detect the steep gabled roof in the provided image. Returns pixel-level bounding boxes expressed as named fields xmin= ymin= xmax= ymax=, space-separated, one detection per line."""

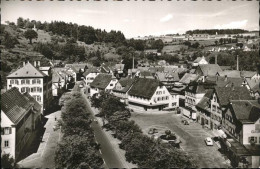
xmin=156 ymin=72 xmax=179 ymax=82
xmin=179 ymin=73 xmax=199 ymax=84
xmin=113 ymin=78 xmax=136 ymax=93
xmin=128 ymin=78 xmax=162 ymax=99
xmin=115 ymin=64 xmax=125 ymax=71
xmin=214 ymin=86 xmax=252 ymax=106
xmin=196 ymin=89 xmax=214 ymax=111
xmin=23 ymin=92 xmax=41 ymax=112
xmin=7 ymin=62 xmax=47 ymax=78
xmin=197 ymin=64 xmax=222 ymax=76
xmin=1 ymin=88 xmax=33 ymax=124
xmin=90 ymin=74 xmax=113 ymax=89
xmin=83 ymin=67 xmax=100 ymax=77
xmin=230 ymin=100 xmax=260 ymax=123
xmin=205 ymin=76 xmax=243 ymax=87
xmin=240 ymin=71 xmax=257 ymax=78
xmin=218 ymin=70 xmax=241 ymax=78
xmin=186 ymin=83 xmax=207 ymax=94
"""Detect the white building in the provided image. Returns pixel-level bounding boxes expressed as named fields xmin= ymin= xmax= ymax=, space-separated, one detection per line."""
xmin=192 ymin=56 xmax=208 ymax=67
xmin=128 ymin=78 xmax=179 ymax=111
xmin=89 ymin=74 xmax=118 ymax=97
xmin=1 ymin=88 xmax=41 ymax=160
xmin=6 ymin=61 xmax=52 ymax=114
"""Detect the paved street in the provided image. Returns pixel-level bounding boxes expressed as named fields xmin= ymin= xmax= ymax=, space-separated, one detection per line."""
xmin=82 ymin=90 xmax=137 ymax=168
xmin=131 ymin=111 xmax=230 ymax=168
xmin=18 ymin=110 xmax=62 ymax=168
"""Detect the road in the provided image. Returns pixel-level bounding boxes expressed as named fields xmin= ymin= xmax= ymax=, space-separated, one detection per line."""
xmin=131 ymin=112 xmax=231 ymax=168
xmin=81 ymin=89 xmax=136 ymax=168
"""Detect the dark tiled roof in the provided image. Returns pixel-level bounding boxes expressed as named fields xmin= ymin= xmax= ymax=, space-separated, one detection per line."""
xmin=246 ymin=78 xmax=260 ymax=92
xmin=128 ymin=78 xmax=162 ymax=99
xmin=139 ymin=71 xmax=154 ymax=78
xmin=186 ymin=83 xmax=207 ymax=94
xmin=23 ymin=92 xmax=41 ymax=112
xmin=205 ymin=76 xmax=243 ymax=87
xmin=240 ymin=71 xmax=257 ymax=78
xmin=218 ymin=70 xmax=241 ymax=78
xmin=215 ymin=86 xmax=252 ymax=106
xmin=197 ymin=64 xmax=222 ymax=76
xmin=90 ymin=74 xmax=113 ymax=89
xmin=230 ymin=100 xmax=260 ymax=123
xmin=1 ymin=88 xmax=32 ymax=124
xmin=83 ymin=67 xmax=100 ymax=77
xmin=113 ymin=78 xmax=136 ymax=93
xmin=7 ymin=62 xmax=47 ymax=78
xmin=148 ymin=67 xmax=165 ymax=73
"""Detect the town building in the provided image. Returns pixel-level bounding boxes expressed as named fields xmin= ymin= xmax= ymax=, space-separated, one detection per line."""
xmin=65 ymin=63 xmax=88 ymax=81
xmin=6 ymin=61 xmax=52 ymax=114
xmin=128 ymin=78 xmax=179 ymax=111
xmin=155 ymin=72 xmax=179 ymax=88
xmin=1 ymin=88 xmax=41 ymax=160
xmin=210 ymin=86 xmax=252 ymax=130
xmin=221 ymin=100 xmax=260 ymax=168
xmin=196 ymin=89 xmax=214 ymax=129
xmin=111 ymin=78 xmax=137 ymax=104
xmin=182 ymin=82 xmax=207 ymax=120
xmin=89 ymin=74 xmax=118 ymax=97
xmin=195 ymin=64 xmax=223 ymax=77
xmin=192 ymin=56 xmax=208 ymax=67
xmin=244 ymin=78 xmax=260 ymax=99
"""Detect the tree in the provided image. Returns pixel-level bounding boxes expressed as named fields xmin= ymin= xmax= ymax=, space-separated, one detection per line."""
xmin=17 ymin=17 xmax=25 ymax=28
xmin=24 ymin=29 xmax=38 ymax=44
xmin=1 ymin=154 xmax=18 ymax=168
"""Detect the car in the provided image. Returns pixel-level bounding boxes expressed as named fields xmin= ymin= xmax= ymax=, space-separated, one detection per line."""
xmin=148 ymin=128 xmax=158 ymax=134
xmin=182 ymin=119 xmax=189 ymax=125
xmin=205 ymin=137 xmax=214 ymax=146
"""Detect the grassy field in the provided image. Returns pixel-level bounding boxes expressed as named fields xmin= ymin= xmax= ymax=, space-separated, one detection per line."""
xmin=162 ymin=45 xmax=188 ymax=53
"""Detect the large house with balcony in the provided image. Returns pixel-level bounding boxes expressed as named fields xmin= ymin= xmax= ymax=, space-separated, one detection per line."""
xmin=210 ymin=86 xmax=252 ymax=130
xmin=128 ymin=78 xmax=179 ymax=111
xmin=89 ymin=74 xmax=118 ymax=97
xmin=6 ymin=62 xmax=52 ymax=114
xmin=1 ymin=88 xmax=41 ymax=160
xmin=221 ymin=100 xmax=260 ymax=168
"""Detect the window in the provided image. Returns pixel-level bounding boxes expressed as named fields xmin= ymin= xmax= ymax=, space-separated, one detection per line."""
xmin=4 ymin=128 xmax=11 ymax=135
xmin=21 ymin=80 xmax=25 ymax=84
xmin=166 ymin=96 xmax=169 ymax=100
xmin=37 ymin=87 xmax=42 ymax=92
xmin=249 ymin=136 xmax=257 ymax=143
xmin=21 ymin=87 xmax=26 ymax=93
xmin=110 ymin=84 xmax=113 ymax=86
xmin=32 ymin=79 xmax=36 ymax=84
xmin=37 ymin=79 xmax=41 ymax=84
xmin=10 ymin=80 xmax=14 ymax=85
xmin=163 ymin=91 xmax=165 ymax=94
xmin=15 ymin=80 xmax=19 ymax=85
xmin=26 ymin=79 xmax=30 ymax=84
xmin=26 ymin=87 xmax=30 ymax=92
xmin=172 ymin=102 xmax=177 ymax=107
xmin=4 ymin=140 xmax=9 ymax=147
xmin=36 ymin=96 xmax=41 ymax=102
xmin=33 ymin=96 xmax=37 ymax=100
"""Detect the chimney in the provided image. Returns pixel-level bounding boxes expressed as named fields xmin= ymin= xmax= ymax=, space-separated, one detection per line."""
xmin=34 ymin=61 xmax=37 ymax=67
xmin=38 ymin=61 xmax=41 ymax=67
xmin=215 ymin=55 xmax=218 ymax=64
xmin=237 ymin=55 xmax=239 ymax=71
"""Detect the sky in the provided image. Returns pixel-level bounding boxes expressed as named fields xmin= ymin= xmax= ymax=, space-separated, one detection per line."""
xmin=1 ymin=1 xmax=259 ymax=38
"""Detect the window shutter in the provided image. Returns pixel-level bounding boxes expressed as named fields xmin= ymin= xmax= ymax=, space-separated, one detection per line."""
xmin=1 ymin=128 xmax=4 ymax=135
xmin=9 ymin=128 xmax=12 ymax=134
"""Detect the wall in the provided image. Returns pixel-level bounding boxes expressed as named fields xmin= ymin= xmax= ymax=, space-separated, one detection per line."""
xmin=1 ymin=111 xmax=16 ymax=159
xmin=242 ymin=119 xmax=260 ymax=145
xmin=90 ymin=87 xmax=99 ymax=97
xmin=105 ymin=79 xmax=118 ymax=91
xmin=85 ymin=73 xmax=99 ymax=86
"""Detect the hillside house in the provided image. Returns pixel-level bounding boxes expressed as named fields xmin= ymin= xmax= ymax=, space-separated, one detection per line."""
xmin=90 ymin=74 xmax=118 ymax=97
xmin=1 ymin=88 xmax=41 ymax=160
xmin=128 ymin=78 xmax=179 ymax=111
xmin=6 ymin=62 xmax=52 ymax=114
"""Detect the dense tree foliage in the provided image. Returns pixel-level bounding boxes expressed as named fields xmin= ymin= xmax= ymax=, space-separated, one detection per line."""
xmin=55 ymin=91 xmax=103 ymax=168
xmin=24 ymin=29 xmax=38 ymax=44
xmin=1 ymin=154 xmax=18 ymax=168
xmin=186 ymin=29 xmax=248 ymax=35
xmin=1 ymin=31 xmax=19 ymax=48
xmin=91 ymin=93 xmax=197 ymax=168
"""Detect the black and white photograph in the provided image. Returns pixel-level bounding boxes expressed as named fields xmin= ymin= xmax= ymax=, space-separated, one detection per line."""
xmin=1 ymin=0 xmax=260 ymax=168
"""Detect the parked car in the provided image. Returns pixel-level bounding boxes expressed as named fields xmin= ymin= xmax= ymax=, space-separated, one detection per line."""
xmin=205 ymin=137 xmax=213 ymax=146
xmin=148 ymin=128 xmax=158 ymax=134
xmin=182 ymin=119 xmax=189 ymax=125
